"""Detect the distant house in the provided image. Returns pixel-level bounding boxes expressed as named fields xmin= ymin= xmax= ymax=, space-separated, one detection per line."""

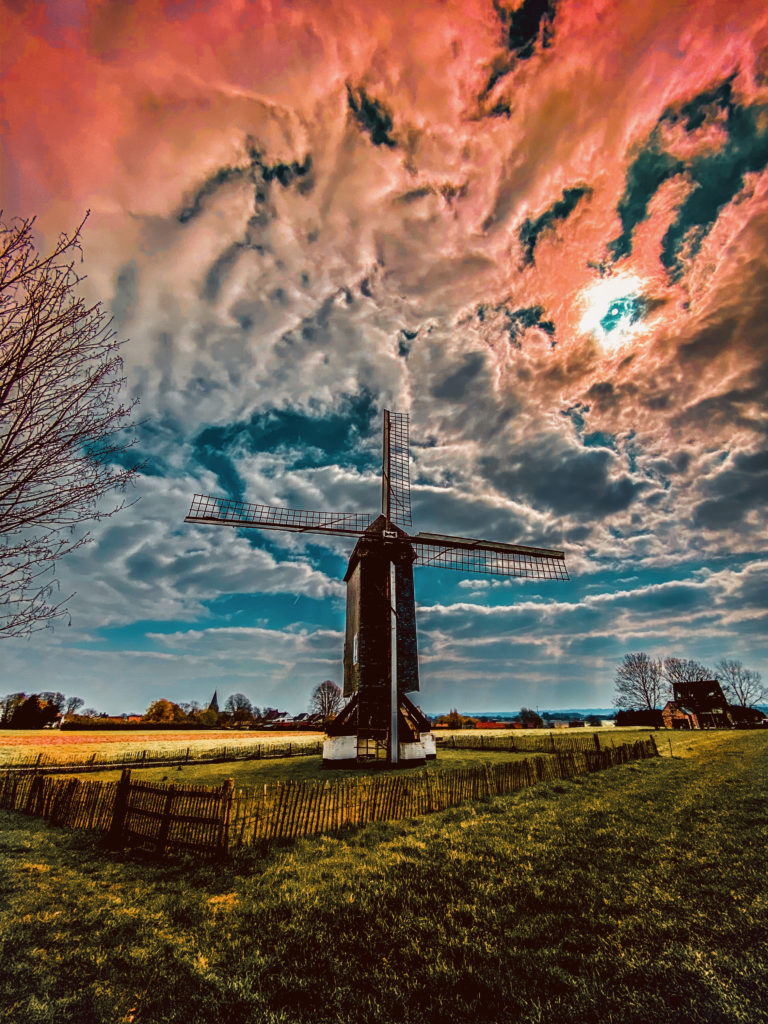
xmin=262 ymin=711 xmax=292 ymax=727
xmin=672 ymin=680 xmax=732 ymax=729
xmin=662 ymin=680 xmax=766 ymax=730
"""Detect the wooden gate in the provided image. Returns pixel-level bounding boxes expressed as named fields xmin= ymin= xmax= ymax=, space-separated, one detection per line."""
xmin=107 ymin=770 xmax=234 ymax=858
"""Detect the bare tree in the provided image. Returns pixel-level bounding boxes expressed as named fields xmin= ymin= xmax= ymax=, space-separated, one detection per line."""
xmin=224 ymin=693 xmax=253 ymax=724
xmin=64 ymin=695 xmax=84 ymax=716
xmin=662 ymin=657 xmax=712 ymax=687
xmin=612 ymin=652 xmax=667 ymax=711
xmin=716 ymin=659 xmax=766 ymax=708
xmin=0 ymin=214 xmax=139 ymax=637
xmin=310 ymin=679 xmax=343 ymax=720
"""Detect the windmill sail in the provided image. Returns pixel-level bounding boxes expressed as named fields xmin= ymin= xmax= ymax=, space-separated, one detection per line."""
xmin=381 ymin=410 xmax=412 ymax=527
xmin=185 ymin=494 xmax=374 ymax=538
xmin=412 ymin=532 xmax=569 ymax=580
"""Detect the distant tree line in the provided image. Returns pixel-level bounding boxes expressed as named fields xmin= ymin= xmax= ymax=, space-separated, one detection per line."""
xmin=140 ymin=697 xmax=294 ymax=728
xmin=432 ymin=707 xmax=604 ymax=729
xmin=0 ymin=692 xmax=83 ymax=728
xmin=612 ymin=653 xmax=766 ymax=711
xmin=0 ymin=679 xmax=349 ymax=731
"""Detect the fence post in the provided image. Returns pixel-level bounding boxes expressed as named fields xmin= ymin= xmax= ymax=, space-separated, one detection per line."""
xmin=107 ymin=769 xmax=132 ymax=849
xmin=156 ymin=784 xmax=177 ymax=856
xmin=482 ymin=763 xmax=493 ymax=797
xmin=218 ymin=778 xmax=235 ymax=856
xmin=593 ymin=733 xmax=600 ymax=751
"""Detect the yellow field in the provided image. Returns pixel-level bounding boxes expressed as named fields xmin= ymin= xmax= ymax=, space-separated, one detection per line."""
xmin=0 ymin=729 xmax=323 ymax=765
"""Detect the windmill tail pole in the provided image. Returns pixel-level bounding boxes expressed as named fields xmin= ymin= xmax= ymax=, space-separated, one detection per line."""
xmin=390 ymin=560 xmax=398 ymax=765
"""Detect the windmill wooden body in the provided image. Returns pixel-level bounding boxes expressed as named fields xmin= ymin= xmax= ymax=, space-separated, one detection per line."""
xmin=185 ymin=410 xmax=569 ymax=768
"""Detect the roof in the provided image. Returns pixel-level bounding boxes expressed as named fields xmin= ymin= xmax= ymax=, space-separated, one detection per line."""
xmin=673 ymin=679 xmax=729 ymax=714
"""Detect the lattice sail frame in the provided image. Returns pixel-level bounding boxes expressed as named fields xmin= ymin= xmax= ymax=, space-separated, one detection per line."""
xmin=412 ymin=533 xmax=568 ymax=580
xmin=185 ymin=494 xmax=374 ymax=537
xmin=381 ymin=410 xmax=412 ymax=527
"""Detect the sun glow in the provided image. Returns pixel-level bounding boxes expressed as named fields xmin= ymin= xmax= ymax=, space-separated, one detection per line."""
xmin=578 ymin=275 xmax=647 ymax=347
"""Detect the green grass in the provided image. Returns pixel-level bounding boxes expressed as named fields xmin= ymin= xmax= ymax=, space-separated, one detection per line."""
xmin=1 ymin=730 xmax=766 ymax=1023
xmin=73 ymin=747 xmax=542 ymax=786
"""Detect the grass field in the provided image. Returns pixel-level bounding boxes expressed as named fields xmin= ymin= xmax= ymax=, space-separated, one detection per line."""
xmin=64 ymin=747 xmax=548 ymax=785
xmin=0 ymin=725 xmax=660 ymax=784
xmin=0 ymin=725 xmax=655 ymax=767
xmin=1 ymin=729 xmax=766 ymax=1023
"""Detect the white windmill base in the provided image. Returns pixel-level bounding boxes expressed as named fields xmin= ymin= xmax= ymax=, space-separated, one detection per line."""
xmin=322 ymin=731 xmax=436 ymax=769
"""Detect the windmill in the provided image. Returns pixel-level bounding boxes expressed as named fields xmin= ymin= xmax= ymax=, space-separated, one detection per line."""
xmin=185 ymin=410 xmax=569 ymax=768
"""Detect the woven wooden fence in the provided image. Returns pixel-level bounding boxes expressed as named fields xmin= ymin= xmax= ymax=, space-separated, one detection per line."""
xmin=227 ymin=739 xmax=657 ymax=847
xmin=0 ymin=772 xmax=118 ymax=830
xmin=0 ymin=738 xmax=658 ymax=859
xmin=0 ymin=738 xmax=323 ymax=775
xmin=437 ymin=732 xmax=604 ymax=755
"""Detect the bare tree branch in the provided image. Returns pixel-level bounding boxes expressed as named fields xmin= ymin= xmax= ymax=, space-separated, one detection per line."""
xmin=662 ymin=657 xmax=713 ymax=687
xmin=310 ymin=680 xmax=343 ymax=720
xmin=0 ymin=213 xmax=140 ymax=637
xmin=716 ymin=659 xmax=766 ymax=708
xmin=612 ymin=652 xmax=668 ymax=711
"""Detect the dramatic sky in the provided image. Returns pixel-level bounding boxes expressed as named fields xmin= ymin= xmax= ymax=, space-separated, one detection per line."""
xmin=2 ymin=0 xmax=767 ymax=715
